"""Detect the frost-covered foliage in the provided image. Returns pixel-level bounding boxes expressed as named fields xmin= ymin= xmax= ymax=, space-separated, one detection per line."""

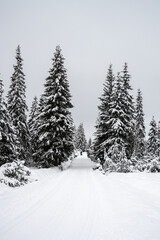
xmin=87 ymin=138 xmax=92 ymax=150
xmin=147 ymin=117 xmax=157 ymax=156
xmin=93 ymin=63 xmax=135 ymax=172
xmin=146 ymin=157 xmax=160 ymax=172
xmin=156 ymin=121 xmax=160 ymax=156
xmin=121 ymin=63 xmax=135 ymax=159
xmin=134 ymin=89 xmax=145 ymax=158
xmin=129 ymin=155 xmax=160 ymax=173
xmin=102 ymin=154 xmax=160 ymax=174
xmin=28 ymin=96 xmax=39 ymax=162
xmin=7 ymin=45 xmax=31 ymax=162
xmin=103 ymin=145 xmax=131 ymax=173
xmin=35 ymin=46 xmax=74 ymax=167
xmin=74 ymin=123 xmax=87 ymax=152
xmin=0 ymin=79 xmax=16 ymax=166
xmin=94 ymin=64 xmax=115 ymax=161
xmin=0 ymin=160 xmax=36 ymax=187
xmin=59 ymin=159 xmax=72 ymax=171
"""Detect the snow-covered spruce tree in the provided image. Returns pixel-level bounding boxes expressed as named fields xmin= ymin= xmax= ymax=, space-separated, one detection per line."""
xmin=31 ymin=95 xmax=45 ymax=165
xmin=0 ymin=79 xmax=16 ymax=166
xmin=121 ymin=63 xmax=135 ymax=159
xmin=147 ymin=117 xmax=157 ymax=156
xmin=104 ymin=73 xmax=131 ymax=172
xmin=28 ymin=96 xmax=39 ymax=162
xmin=94 ymin=64 xmax=115 ymax=162
xmin=86 ymin=137 xmax=93 ymax=158
xmin=7 ymin=46 xmax=30 ymax=162
xmin=87 ymin=137 xmax=92 ymax=150
xmin=35 ymin=46 xmax=74 ymax=167
xmin=156 ymin=121 xmax=160 ymax=157
xmin=75 ymin=123 xmax=87 ymax=152
xmin=134 ymin=89 xmax=146 ymax=159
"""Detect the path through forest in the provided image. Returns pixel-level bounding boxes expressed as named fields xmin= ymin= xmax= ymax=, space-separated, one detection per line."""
xmin=1 ymin=153 xmax=160 ymax=240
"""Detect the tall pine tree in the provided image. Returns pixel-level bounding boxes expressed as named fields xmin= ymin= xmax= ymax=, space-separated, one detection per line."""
xmin=94 ymin=64 xmax=115 ymax=161
xmin=36 ymin=46 xmax=74 ymax=167
xmin=121 ymin=63 xmax=135 ymax=158
xmin=107 ymin=73 xmax=126 ymax=156
xmin=147 ymin=117 xmax=157 ymax=156
xmin=156 ymin=121 xmax=160 ymax=157
xmin=134 ymin=89 xmax=146 ymax=158
xmin=28 ymin=96 xmax=39 ymax=161
xmin=0 ymin=78 xmax=16 ymax=166
xmin=7 ymin=46 xmax=30 ymax=162
xmin=105 ymin=73 xmax=130 ymax=172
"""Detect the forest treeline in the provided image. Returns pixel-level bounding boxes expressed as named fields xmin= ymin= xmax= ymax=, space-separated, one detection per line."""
xmin=0 ymin=46 xmax=160 ymax=172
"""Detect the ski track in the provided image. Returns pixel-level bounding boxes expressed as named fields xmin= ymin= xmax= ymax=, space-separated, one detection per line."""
xmin=1 ymin=154 xmax=160 ymax=240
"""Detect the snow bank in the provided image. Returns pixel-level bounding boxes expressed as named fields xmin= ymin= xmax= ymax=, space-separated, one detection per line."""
xmin=0 ymin=160 xmax=37 ymax=187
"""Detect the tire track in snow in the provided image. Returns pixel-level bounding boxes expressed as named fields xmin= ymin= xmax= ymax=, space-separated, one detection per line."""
xmin=41 ymin=158 xmax=97 ymax=240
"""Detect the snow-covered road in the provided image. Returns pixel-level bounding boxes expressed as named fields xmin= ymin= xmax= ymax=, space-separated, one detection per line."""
xmin=1 ymin=153 xmax=160 ymax=240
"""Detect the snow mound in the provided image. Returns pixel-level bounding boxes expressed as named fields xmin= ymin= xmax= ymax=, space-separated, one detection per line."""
xmin=59 ymin=159 xmax=72 ymax=171
xmin=0 ymin=160 xmax=37 ymax=187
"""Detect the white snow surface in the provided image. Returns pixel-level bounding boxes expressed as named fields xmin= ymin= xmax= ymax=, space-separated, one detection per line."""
xmin=0 ymin=153 xmax=160 ymax=240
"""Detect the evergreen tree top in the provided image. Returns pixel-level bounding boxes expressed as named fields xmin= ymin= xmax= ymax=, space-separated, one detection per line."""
xmin=122 ymin=62 xmax=132 ymax=91
xmin=99 ymin=64 xmax=114 ymax=102
xmin=43 ymin=45 xmax=73 ymax=110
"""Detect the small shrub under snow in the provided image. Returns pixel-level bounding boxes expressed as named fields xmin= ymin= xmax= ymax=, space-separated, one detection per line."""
xmin=59 ymin=159 xmax=72 ymax=171
xmin=59 ymin=154 xmax=74 ymax=171
xmin=0 ymin=160 xmax=36 ymax=187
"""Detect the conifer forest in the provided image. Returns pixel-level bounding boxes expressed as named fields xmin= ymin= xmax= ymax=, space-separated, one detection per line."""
xmin=0 ymin=45 xmax=160 ymax=173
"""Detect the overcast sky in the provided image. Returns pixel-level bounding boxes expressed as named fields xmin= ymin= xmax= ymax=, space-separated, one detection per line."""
xmin=0 ymin=0 xmax=160 ymax=140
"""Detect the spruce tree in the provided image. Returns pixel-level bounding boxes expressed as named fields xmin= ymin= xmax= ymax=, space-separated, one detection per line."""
xmin=121 ymin=63 xmax=135 ymax=158
xmin=107 ymin=73 xmax=126 ymax=152
xmin=31 ymin=95 xmax=45 ymax=164
xmin=147 ymin=117 xmax=157 ymax=156
xmin=94 ymin=64 xmax=115 ymax=161
xmin=75 ymin=123 xmax=87 ymax=152
xmin=134 ymin=89 xmax=146 ymax=158
xmin=7 ymin=45 xmax=30 ymax=162
xmin=105 ymin=73 xmax=130 ymax=171
xmin=0 ymin=79 xmax=16 ymax=166
xmin=156 ymin=121 xmax=160 ymax=157
xmin=36 ymin=46 xmax=74 ymax=167
xmin=28 ymin=96 xmax=39 ymax=161
xmin=87 ymin=137 xmax=92 ymax=150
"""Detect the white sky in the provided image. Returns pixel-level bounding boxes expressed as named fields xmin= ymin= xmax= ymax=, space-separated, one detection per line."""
xmin=0 ymin=0 xmax=160 ymax=140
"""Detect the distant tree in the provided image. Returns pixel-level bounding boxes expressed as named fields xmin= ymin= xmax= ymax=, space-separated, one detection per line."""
xmin=28 ymin=96 xmax=39 ymax=161
xmin=7 ymin=46 xmax=30 ymax=162
xmin=32 ymin=95 xmax=45 ymax=164
xmin=35 ymin=46 xmax=74 ymax=167
xmin=156 ymin=121 xmax=160 ymax=157
xmin=0 ymin=79 xmax=16 ymax=166
xmin=147 ymin=117 xmax=157 ymax=156
xmin=94 ymin=64 xmax=115 ymax=161
xmin=134 ymin=89 xmax=146 ymax=158
xmin=87 ymin=137 xmax=92 ymax=150
xmin=75 ymin=123 xmax=87 ymax=152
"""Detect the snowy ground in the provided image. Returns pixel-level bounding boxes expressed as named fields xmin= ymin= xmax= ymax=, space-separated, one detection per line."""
xmin=0 ymin=153 xmax=160 ymax=240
